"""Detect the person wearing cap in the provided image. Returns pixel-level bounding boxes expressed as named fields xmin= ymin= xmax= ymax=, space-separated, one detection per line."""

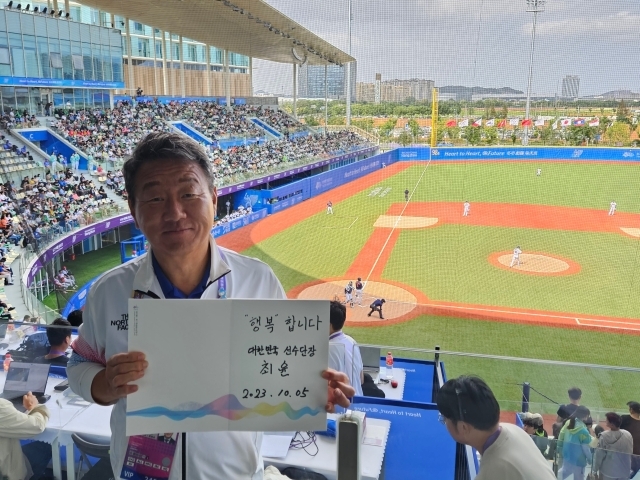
xmin=593 ymin=412 xmax=633 ymax=480
xmin=437 ymin=376 xmax=556 ymax=480
xmin=368 ymin=298 xmax=385 ymax=319
xmin=521 ymin=412 xmax=549 ymax=456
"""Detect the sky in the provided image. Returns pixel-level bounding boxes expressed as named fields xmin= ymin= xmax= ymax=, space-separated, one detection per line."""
xmin=253 ymin=0 xmax=640 ymax=97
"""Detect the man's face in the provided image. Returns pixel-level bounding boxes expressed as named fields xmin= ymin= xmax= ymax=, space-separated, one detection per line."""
xmin=129 ymin=159 xmax=216 ymax=260
xmin=523 ymin=424 xmax=535 ymax=435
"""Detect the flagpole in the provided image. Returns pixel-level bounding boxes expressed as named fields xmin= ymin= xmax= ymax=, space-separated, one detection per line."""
xmin=523 ymin=0 xmax=546 ymax=146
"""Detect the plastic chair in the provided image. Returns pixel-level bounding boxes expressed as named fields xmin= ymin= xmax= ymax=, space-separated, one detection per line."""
xmin=71 ymin=433 xmax=111 ymax=480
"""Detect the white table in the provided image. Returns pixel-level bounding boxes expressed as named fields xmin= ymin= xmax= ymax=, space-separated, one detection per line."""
xmin=263 ymin=415 xmax=390 ymax=480
xmin=375 ymin=367 xmax=406 ymax=401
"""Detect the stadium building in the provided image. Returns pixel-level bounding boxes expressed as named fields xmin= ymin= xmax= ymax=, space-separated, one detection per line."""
xmin=0 ymin=0 xmax=353 ymax=111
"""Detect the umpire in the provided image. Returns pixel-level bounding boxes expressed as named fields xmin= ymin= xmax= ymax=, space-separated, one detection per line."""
xmin=368 ymin=298 xmax=386 ymax=319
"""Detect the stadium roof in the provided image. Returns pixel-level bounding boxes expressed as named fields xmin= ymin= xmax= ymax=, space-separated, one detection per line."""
xmin=78 ymin=0 xmax=354 ymax=66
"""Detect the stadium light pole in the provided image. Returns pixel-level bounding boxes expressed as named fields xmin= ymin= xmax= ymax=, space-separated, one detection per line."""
xmin=345 ymin=0 xmax=352 ymax=126
xmin=523 ymin=0 xmax=545 ymax=146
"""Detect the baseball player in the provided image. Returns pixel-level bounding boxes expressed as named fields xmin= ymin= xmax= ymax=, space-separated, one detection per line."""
xmin=327 ymin=200 xmax=333 ymax=215
xmin=608 ymin=201 xmax=617 ymax=216
xmin=463 ymin=201 xmax=470 ymax=217
xmin=404 ymin=189 xmax=409 ymax=201
xmin=355 ymin=277 xmax=364 ymax=306
xmin=344 ymin=281 xmax=354 ymax=307
xmin=536 ymin=168 xmax=541 ymax=176
xmin=510 ymin=246 xmax=522 ymax=267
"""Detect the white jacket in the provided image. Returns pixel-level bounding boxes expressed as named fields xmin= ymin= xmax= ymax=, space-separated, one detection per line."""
xmin=68 ymin=236 xmax=286 ymax=480
xmin=0 ymin=400 xmax=49 ymax=480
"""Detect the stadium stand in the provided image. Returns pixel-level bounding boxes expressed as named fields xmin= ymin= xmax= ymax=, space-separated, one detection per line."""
xmin=50 ymin=100 xmax=371 ymax=184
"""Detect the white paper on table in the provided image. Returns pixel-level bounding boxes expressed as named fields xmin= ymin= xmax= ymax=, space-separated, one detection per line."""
xmin=261 ymin=432 xmax=296 ymax=458
xmin=126 ymin=299 xmax=329 ymax=436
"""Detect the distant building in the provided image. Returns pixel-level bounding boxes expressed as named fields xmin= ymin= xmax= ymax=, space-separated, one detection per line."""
xmin=356 ymin=75 xmax=434 ymax=103
xmin=298 ymin=63 xmax=356 ymax=101
xmin=562 ymin=75 xmax=580 ymax=99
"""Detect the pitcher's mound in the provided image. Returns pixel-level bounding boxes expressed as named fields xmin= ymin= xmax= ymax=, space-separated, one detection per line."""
xmin=621 ymin=227 xmax=640 ymax=238
xmin=374 ymin=215 xmax=438 ymax=229
xmin=489 ymin=252 xmax=581 ymax=276
xmin=297 ymin=279 xmax=418 ymax=323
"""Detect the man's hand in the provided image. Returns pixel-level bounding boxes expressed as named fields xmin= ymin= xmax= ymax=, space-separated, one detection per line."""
xmin=322 ymin=369 xmax=355 ymax=413
xmin=92 ymin=352 xmax=147 ymax=405
xmin=23 ymin=391 xmax=39 ymax=411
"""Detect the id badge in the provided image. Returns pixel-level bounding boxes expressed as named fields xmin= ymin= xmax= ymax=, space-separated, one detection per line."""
xmin=120 ymin=433 xmax=177 ymax=480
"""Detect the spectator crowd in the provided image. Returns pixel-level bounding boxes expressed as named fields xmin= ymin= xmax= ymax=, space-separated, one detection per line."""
xmin=51 ymin=100 xmax=370 ymax=184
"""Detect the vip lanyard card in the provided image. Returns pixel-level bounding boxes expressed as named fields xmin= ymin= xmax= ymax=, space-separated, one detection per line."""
xmin=121 ymin=434 xmax=177 ymax=480
xmin=126 ymin=299 xmax=329 ymax=436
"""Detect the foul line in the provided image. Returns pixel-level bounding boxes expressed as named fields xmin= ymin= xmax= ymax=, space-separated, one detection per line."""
xmin=364 ymin=151 xmax=434 ymax=287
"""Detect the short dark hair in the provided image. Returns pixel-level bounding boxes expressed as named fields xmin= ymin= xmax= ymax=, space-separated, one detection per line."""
xmin=628 ymin=401 xmax=640 ymax=414
xmin=568 ymin=387 xmax=582 ymax=401
xmin=330 ymin=300 xmax=346 ymax=331
xmin=46 ymin=318 xmax=72 ymax=347
xmin=606 ymin=412 xmax=622 ymax=428
xmin=66 ymin=309 xmax=83 ymax=327
xmin=123 ymin=132 xmax=215 ymax=204
xmin=436 ymin=376 xmax=500 ymax=431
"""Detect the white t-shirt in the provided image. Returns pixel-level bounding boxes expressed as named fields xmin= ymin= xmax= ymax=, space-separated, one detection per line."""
xmin=329 ymin=332 xmax=363 ymax=397
xmin=477 ymin=423 xmax=556 ymax=480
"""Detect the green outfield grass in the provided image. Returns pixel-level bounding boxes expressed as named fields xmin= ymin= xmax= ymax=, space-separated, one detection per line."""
xmin=245 ymin=162 xmax=640 ymax=317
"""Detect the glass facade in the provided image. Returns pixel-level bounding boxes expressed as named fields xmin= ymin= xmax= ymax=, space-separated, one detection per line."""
xmin=0 ymin=3 xmax=251 ymax=110
xmin=0 ymin=8 xmax=123 ymax=111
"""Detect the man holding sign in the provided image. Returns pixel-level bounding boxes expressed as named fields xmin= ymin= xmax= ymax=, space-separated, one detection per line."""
xmin=67 ymin=132 xmax=354 ymax=480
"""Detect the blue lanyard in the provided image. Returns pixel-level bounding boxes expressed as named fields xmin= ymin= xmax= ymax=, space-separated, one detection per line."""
xmin=217 ymin=249 xmax=228 ymax=299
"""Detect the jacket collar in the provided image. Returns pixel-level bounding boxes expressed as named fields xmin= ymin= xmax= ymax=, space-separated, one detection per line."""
xmin=132 ymin=235 xmax=231 ymax=297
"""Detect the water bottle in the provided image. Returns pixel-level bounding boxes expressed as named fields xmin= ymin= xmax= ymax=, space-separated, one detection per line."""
xmin=3 ymin=353 xmax=12 ymax=372
xmin=385 ymin=352 xmax=393 ymax=380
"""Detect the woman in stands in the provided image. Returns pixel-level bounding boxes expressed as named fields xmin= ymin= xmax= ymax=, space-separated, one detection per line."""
xmin=557 ymin=405 xmax=593 ymax=480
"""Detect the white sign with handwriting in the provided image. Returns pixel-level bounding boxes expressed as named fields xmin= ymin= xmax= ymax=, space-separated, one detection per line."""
xmin=126 ymin=299 xmax=329 ymax=436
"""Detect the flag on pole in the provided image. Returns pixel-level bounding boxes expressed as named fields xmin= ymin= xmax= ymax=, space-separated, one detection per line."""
xmin=521 ymin=119 xmax=533 ymax=127
xmin=485 ymin=119 xmax=495 ymax=127
xmin=497 ymin=119 xmax=507 ymax=128
xmin=535 ymin=119 xmax=545 ymax=127
xmin=446 ymin=119 xmax=457 ymax=127
xmin=561 ymin=118 xmax=572 ymax=127
xmin=574 ymin=118 xmax=585 ymax=126
xmin=509 ymin=118 xmax=520 ymax=126
xmin=458 ymin=119 xmax=469 ymax=127
xmin=473 ymin=118 xmax=482 ymax=127
xmin=588 ymin=118 xmax=600 ymax=127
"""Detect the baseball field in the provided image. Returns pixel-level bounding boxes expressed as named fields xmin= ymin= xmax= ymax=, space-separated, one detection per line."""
xmin=217 ymin=159 xmax=640 ymax=413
